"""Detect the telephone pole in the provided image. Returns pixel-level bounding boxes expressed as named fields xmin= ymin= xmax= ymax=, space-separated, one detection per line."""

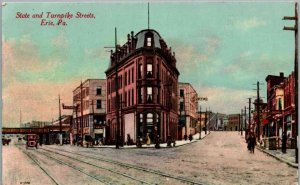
xmin=115 ymin=27 xmax=120 ymax=149
xmin=240 ymin=109 xmax=243 ymax=136
xmin=256 ymin=81 xmax=261 ymax=141
xmin=59 ymin=94 xmax=62 ymax=145
xmin=80 ymin=81 xmax=84 ymax=146
xmin=244 ymin=106 xmax=247 ymax=138
xmin=283 ymin=2 xmax=298 ymax=163
xmin=248 ymin=98 xmax=252 ymax=138
xmin=205 ymin=108 xmax=207 ymax=135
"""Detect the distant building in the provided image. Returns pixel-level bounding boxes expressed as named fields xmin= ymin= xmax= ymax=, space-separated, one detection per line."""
xmin=226 ymin=114 xmax=240 ymax=131
xmin=265 ymin=72 xmax=286 ymax=138
xmin=20 ymin=121 xmax=51 ymax=128
xmin=72 ymin=79 xmax=107 ymax=142
xmin=105 ymin=29 xmax=179 ymax=144
xmin=178 ymin=82 xmax=198 ymax=139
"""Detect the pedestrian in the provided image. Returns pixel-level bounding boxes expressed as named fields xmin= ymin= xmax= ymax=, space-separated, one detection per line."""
xmin=146 ymin=133 xmax=151 ymax=145
xmin=188 ymin=134 xmax=193 ymax=142
xmin=249 ymin=134 xmax=256 ymax=154
xmin=184 ymin=134 xmax=187 ymax=141
xmin=155 ymin=135 xmax=160 ymax=149
xmin=282 ymin=132 xmax=287 ymax=153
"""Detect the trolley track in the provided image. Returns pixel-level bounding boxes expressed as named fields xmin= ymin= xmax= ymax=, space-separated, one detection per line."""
xmin=36 ymin=148 xmax=155 ymax=185
xmin=44 ymin=146 xmax=206 ymax=185
xmin=16 ymin=146 xmax=110 ymax=185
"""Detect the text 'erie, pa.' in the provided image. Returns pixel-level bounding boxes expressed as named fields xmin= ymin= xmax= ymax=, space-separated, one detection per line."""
xmin=15 ymin=12 xmax=96 ymax=26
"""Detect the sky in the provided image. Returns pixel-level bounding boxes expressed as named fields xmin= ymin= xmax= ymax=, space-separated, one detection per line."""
xmin=2 ymin=2 xmax=296 ymax=127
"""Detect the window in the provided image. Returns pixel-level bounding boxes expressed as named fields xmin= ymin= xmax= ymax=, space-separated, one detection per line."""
xmin=132 ymin=68 xmax=134 ymax=83
xmin=180 ymin=102 xmax=184 ymax=111
xmin=278 ymin=98 xmax=282 ymax=110
xmin=147 ymin=63 xmax=153 ymax=78
xmin=128 ymin=70 xmax=131 ymax=85
xmin=138 ymin=64 xmax=143 ymax=79
xmin=180 ymin=89 xmax=184 ymax=97
xmin=138 ymin=88 xmax=143 ymax=103
xmin=147 ymin=113 xmax=153 ymax=126
xmin=147 ymin=37 xmax=152 ymax=46
xmin=132 ymin=89 xmax=134 ymax=105
xmin=96 ymin=87 xmax=102 ymax=95
xmin=128 ymin=90 xmax=131 ymax=106
xmin=125 ymin=72 xmax=127 ymax=86
xmin=147 ymin=87 xmax=153 ymax=103
xmin=125 ymin=92 xmax=127 ymax=107
xmin=97 ymin=100 xmax=102 ymax=109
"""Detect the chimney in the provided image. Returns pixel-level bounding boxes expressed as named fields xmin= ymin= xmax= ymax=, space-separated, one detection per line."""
xmin=127 ymin=34 xmax=131 ymax=52
xmin=279 ymin=72 xmax=284 ymax=77
xmin=131 ymin=31 xmax=135 ymax=49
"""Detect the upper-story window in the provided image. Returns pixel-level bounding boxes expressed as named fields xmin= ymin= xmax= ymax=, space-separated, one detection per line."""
xmin=144 ymin=31 xmax=154 ymax=47
xmin=138 ymin=64 xmax=143 ymax=79
xmin=147 ymin=63 xmax=153 ymax=78
xmin=96 ymin=87 xmax=102 ymax=95
xmin=147 ymin=87 xmax=153 ymax=103
xmin=96 ymin=100 xmax=102 ymax=109
xmin=147 ymin=37 xmax=152 ymax=46
xmin=180 ymin=89 xmax=184 ymax=97
xmin=138 ymin=87 xmax=143 ymax=103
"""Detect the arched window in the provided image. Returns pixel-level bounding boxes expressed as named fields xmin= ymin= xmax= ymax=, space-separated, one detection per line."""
xmin=147 ymin=113 xmax=153 ymax=126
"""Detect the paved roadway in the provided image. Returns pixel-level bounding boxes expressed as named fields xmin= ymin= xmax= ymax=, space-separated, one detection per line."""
xmin=2 ymin=132 xmax=298 ymax=185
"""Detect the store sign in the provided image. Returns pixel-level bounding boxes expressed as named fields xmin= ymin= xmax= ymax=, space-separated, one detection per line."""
xmin=94 ymin=129 xmax=103 ymax=134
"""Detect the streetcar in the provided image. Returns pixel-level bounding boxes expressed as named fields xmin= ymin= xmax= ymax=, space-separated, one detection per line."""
xmin=26 ymin=134 xmax=38 ymax=149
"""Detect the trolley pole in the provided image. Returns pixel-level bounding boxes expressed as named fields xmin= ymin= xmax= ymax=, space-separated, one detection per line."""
xmin=59 ymin=94 xmax=62 ymax=145
xmin=115 ymin=27 xmax=120 ymax=149
xmin=240 ymin=109 xmax=243 ymax=136
xmin=283 ymin=2 xmax=298 ymax=163
xmin=244 ymin=106 xmax=247 ymax=138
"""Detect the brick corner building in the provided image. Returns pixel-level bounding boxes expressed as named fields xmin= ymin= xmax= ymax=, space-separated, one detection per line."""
xmin=105 ymin=29 xmax=180 ymax=144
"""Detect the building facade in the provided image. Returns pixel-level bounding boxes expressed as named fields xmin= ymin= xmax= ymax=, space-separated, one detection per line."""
xmin=72 ymin=79 xmax=106 ymax=142
xmin=178 ymin=82 xmax=198 ymax=139
xmin=105 ymin=29 xmax=180 ymax=144
xmin=283 ymin=72 xmax=295 ymax=139
xmin=265 ymin=72 xmax=286 ymax=138
xmin=226 ymin=114 xmax=240 ymax=131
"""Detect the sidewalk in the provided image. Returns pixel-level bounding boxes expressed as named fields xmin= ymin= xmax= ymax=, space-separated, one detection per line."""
xmin=256 ymin=147 xmax=298 ymax=169
xmin=93 ymin=131 xmax=211 ymax=149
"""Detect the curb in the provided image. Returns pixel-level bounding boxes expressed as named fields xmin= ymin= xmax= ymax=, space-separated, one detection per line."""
xmin=92 ymin=132 xmax=212 ymax=149
xmin=256 ymin=147 xmax=298 ymax=169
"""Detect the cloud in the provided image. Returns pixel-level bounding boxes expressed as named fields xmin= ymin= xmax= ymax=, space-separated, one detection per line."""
xmin=2 ymin=35 xmax=64 ymax=86
xmin=2 ymin=78 xmax=83 ymax=127
xmin=170 ymin=35 xmax=221 ymax=73
xmin=234 ymin=17 xmax=266 ymax=31
xmin=195 ymin=86 xmax=254 ymax=114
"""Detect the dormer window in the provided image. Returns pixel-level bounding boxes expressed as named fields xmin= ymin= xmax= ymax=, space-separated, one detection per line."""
xmin=147 ymin=37 xmax=152 ymax=46
xmin=144 ymin=31 xmax=154 ymax=47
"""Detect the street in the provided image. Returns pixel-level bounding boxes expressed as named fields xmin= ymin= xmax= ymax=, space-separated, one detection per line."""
xmin=3 ymin=132 xmax=298 ymax=185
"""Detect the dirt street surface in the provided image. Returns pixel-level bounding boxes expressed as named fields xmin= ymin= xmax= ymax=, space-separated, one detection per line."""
xmin=3 ymin=132 xmax=298 ymax=185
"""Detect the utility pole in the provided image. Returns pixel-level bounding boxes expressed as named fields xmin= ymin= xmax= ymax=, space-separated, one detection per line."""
xmin=199 ymin=106 xmax=202 ymax=139
xmin=240 ymin=109 xmax=243 ymax=136
xmin=59 ymin=94 xmax=62 ymax=145
xmin=204 ymin=108 xmax=207 ymax=135
xmin=248 ymin=98 xmax=252 ymax=138
xmin=256 ymin=81 xmax=261 ymax=142
xmin=115 ymin=27 xmax=120 ymax=149
xmin=283 ymin=2 xmax=298 ymax=163
xmin=80 ymin=81 xmax=84 ymax=146
xmin=244 ymin=106 xmax=247 ymax=138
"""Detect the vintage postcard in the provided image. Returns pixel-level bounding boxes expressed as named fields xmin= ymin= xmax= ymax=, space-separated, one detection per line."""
xmin=2 ymin=1 xmax=299 ymax=185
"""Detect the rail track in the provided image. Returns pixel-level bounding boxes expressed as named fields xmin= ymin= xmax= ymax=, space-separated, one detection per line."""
xmin=43 ymin=146 xmax=206 ymax=185
xmin=36 ymin=148 xmax=155 ymax=185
